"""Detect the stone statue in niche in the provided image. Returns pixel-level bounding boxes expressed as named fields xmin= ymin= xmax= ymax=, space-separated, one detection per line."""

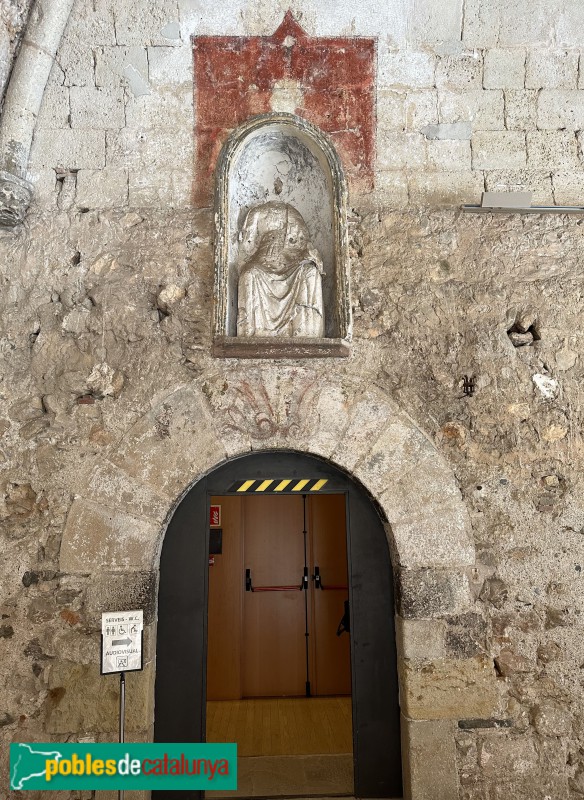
xmin=236 ymin=201 xmax=324 ymax=338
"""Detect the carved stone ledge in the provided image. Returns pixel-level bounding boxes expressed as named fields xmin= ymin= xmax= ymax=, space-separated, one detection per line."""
xmin=0 ymin=170 xmax=33 ymax=227
xmin=213 ymin=336 xmax=350 ymax=359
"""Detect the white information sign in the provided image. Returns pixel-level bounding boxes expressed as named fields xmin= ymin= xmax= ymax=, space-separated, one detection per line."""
xmin=101 ymin=609 xmax=143 ymax=674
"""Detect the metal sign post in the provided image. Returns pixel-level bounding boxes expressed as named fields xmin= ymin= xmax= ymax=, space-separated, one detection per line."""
xmin=101 ymin=610 xmax=143 ymax=800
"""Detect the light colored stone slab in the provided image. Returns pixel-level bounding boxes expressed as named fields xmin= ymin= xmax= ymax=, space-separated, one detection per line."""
xmin=377 ymin=90 xmax=406 ymax=131
xmin=76 ymin=168 xmax=129 ymax=209
xmin=462 ymin=0 xmax=501 ymax=48
xmin=421 ymin=122 xmax=471 ymax=140
xmin=29 ymin=129 xmax=106 ymax=170
xmin=483 ymin=48 xmax=525 ymax=89
xmin=401 ymin=717 xmax=459 ymax=800
xmin=526 ymin=50 xmax=579 ymax=89
xmin=504 ymin=89 xmax=538 ymax=129
xmin=439 ymin=89 xmax=505 ymax=130
xmin=427 ymin=139 xmax=471 ymax=170
xmin=406 ymin=0 xmax=463 ymax=46
xmin=555 ymin=3 xmax=584 ymax=48
xmin=147 ymin=44 xmax=194 ymax=85
xmin=378 ymin=131 xmax=427 ymax=170
xmin=128 ymin=167 xmax=192 ymax=208
xmin=95 ymin=46 xmax=150 ymax=94
xmin=472 ymin=131 xmax=526 ymax=169
xmin=396 ymin=616 xmax=447 ymax=661
xmin=36 ymin=85 xmax=70 ymax=129
xmin=70 ymin=86 xmax=126 ymax=130
xmin=498 ymin=0 xmax=556 ymax=46
xmin=408 ymin=170 xmax=484 ymax=205
xmin=436 ymin=54 xmax=483 ymax=91
xmin=124 ymin=86 xmax=193 ymax=129
xmin=537 ymin=90 xmax=584 ymax=130
xmin=60 ymin=499 xmax=160 ymax=572
xmin=112 ymin=0 xmax=181 ymax=47
xmin=390 ymin=503 xmax=475 ymax=568
xmin=526 ymin=131 xmax=579 ymax=171
xmin=405 ymin=90 xmax=439 ymax=130
xmin=379 ymin=48 xmax=436 ymax=90
xmin=400 ymin=656 xmax=502 ymax=719
xmin=106 ymin=127 xmax=193 ymax=171
xmin=484 ymin=170 xmax=554 ymax=206
xmin=552 ymin=173 xmax=584 ymax=206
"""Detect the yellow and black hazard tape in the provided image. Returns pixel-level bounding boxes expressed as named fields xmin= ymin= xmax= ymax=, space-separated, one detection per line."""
xmin=228 ymin=478 xmax=329 ymax=493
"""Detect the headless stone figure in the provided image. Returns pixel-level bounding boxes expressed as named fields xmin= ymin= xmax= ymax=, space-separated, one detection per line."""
xmin=236 ymin=202 xmax=324 ymax=338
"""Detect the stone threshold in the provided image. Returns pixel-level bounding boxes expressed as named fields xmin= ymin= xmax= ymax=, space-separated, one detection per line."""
xmin=213 ymin=337 xmax=351 ymax=359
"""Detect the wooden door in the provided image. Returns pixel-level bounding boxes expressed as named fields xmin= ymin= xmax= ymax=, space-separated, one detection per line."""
xmin=242 ymin=495 xmax=306 ymax=697
xmin=309 ymin=494 xmax=351 ymax=696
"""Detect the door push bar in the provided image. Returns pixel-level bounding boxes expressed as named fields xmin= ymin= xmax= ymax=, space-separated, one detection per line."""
xmin=312 ymin=566 xmax=348 ymax=591
xmin=245 ymin=567 xmax=309 ymax=593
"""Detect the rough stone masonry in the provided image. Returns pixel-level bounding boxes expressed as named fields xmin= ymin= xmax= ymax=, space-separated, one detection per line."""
xmin=1 ymin=1 xmax=584 ymax=799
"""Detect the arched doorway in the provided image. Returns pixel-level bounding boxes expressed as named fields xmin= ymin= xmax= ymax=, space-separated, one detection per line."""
xmin=154 ymin=450 xmax=402 ymax=798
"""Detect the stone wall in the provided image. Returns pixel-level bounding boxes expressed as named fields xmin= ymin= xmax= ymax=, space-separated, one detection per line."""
xmin=2 ymin=1 xmax=584 ymax=799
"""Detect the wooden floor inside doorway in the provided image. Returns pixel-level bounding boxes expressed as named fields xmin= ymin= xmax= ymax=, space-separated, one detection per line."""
xmin=207 ymin=697 xmax=353 ymax=798
xmin=207 ymin=696 xmax=352 ymax=756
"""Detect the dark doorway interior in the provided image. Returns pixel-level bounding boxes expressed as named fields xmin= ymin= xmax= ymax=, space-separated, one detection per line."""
xmin=154 ymin=451 xmax=402 ymax=799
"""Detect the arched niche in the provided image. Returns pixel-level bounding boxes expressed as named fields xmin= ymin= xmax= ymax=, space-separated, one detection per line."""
xmin=213 ymin=113 xmax=351 ymax=358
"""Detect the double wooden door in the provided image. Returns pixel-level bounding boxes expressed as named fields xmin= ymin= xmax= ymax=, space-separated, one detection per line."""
xmin=207 ymin=493 xmax=351 ymax=700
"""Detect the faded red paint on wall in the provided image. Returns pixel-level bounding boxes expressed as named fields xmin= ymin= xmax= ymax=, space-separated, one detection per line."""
xmin=193 ymin=12 xmax=376 ymax=206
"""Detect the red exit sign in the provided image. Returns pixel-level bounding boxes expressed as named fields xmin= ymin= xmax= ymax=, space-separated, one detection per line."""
xmin=210 ymin=505 xmax=221 ymax=527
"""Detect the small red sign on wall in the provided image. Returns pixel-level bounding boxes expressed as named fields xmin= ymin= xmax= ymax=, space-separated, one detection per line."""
xmin=210 ymin=505 xmax=221 ymax=527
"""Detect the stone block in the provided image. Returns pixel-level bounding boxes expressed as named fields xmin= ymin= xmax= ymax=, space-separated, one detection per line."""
xmin=75 ymin=168 xmax=129 ymax=209
xmin=83 ymin=461 xmax=170 ymax=520
xmin=390 ymin=503 xmax=475 ymax=568
xmin=498 ymin=0 xmax=556 ymax=47
xmin=378 ymin=49 xmax=436 ymax=90
xmin=54 ymin=37 xmax=97 ymax=89
xmin=477 ymin=733 xmax=538 ymax=776
xmin=106 ymin=127 xmax=193 ymax=171
xmin=377 ymin=131 xmax=426 ymax=170
xmin=29 ymin=129 xmax=106 ymax=171
xmin=408 ymin=170 xmax=484 ymax=205
xmin=70 ymin=86 xmax=126 ymax=130
xmin=401 ymin=717 xmax=459 ymax=800
xmin=371 ymin=171 xmax=410 ymax=207
xmin=397 ymin=568 xmax=472 ymax=618
xmin=405 ymin=90 xmax=439 ymax=130
xmin=526 ymin=131 xmax=579 ymax=171
xmin=504 ymin=89 xmax=538 ymax=129
xmin=95 ymin=46 xmax=150 ymax=96
xmin=396 ymin=616 xmax=446 ymax=660
xmin=36 ymin=85 xmax=70 ymax=129
xmin=112 ymin=1 xmax=181 ymax=47
xmin=471 ymin=131 xmax=526 ymax=170
xmin=147 ymin=44 xmax=194 ymax=85
xmin=128 ymin=168 xmax=192 ymax=208
xmin=436 ymin=54 xmax=483 ymax=91
xmin=377 ymin=90 xmax=405 ymax=131
xmin=66 ymin=0 xmax=116 ymax=48
xmin=483 ymin=48 xmax=525 ymax=89
xmin=124 ymin=86 xmax=193 ymax=130
xmin=60 ymin=499 xmax=160 ymax=572
xmin=526 ymin=50 xmax=579 ymax=89
xmin=400 ymin=656 xmax=502 ymax=720
xmin=110 ymin=385 xmax=226 ymax=499
xmin=427 ymin=139 xmax=471 ymax=170
xmin=555 ymin=3 xmax=584 ymax=48
xmin=84 ymin=572 xmax=158 ymax=626
xmin=421 ymin=122 xmax=471 ymax=140
xmin=462 ymin=0 xmax=500 ymax=48
xmin=552 ymin=172 xmax=584 ymax=206
xmin=484 ymin=170 xmax=554 ymax=206
xmin=537 ymin=90 xmax=584 ymax=130
xmin=439 ymin=89 xmax=505 ymax=130
xmin=407 ymin=0 xmax=463 ymax=46
xmin=45 ymin=660 xmax=153 ymax=733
